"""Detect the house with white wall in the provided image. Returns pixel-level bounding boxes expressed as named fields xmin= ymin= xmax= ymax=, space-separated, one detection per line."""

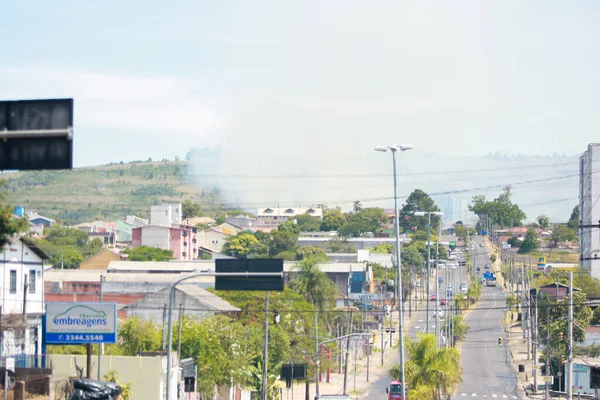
xmin=0 ymin=237 xmax=49 ymax=359
xmin=151 ymin=203 xmax=182 ymax=227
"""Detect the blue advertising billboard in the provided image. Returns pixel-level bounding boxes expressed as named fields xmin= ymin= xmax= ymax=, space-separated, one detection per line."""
xmin=45 ymin=302 xmax=117 ymax=344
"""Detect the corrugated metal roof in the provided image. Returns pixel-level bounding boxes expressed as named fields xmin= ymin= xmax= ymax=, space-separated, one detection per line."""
xmin=175 ymin=286 xmax=240 ymax=312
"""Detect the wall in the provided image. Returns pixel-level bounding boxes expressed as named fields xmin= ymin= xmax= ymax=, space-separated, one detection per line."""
xmin=140 ymin=226 xmax=170 ymax=250
xmin=197 ymin=230 xmax=228 ymax=253
xmin=49 ymin=354 xmax=178 ymax=400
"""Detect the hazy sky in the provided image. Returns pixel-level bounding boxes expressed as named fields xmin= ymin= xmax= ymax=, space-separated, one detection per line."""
xmin=0 ymin=1 xmax=597 ymax=219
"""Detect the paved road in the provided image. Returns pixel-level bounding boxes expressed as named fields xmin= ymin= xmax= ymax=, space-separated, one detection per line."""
xmin=362 ymin=235 xmax=467 ymax=399
xmin=454 ymin=237 xmax=521 ymax=399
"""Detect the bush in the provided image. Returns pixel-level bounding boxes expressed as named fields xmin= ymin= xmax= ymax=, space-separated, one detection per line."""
xmin=489 ymin=254 xmax=497 ymax=263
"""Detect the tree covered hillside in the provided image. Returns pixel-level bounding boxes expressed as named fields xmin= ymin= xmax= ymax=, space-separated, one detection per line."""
xmin=3 ymin=159 xmax=214 ymax=224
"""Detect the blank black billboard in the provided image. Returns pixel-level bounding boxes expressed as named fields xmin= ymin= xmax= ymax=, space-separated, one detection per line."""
xmin=215 ymin=258 xmax=284 ymax=291
xmin=0 ymin=98 xmax=73 ymax=170
xmin=280 ymin=364 xmax=307 ymax=380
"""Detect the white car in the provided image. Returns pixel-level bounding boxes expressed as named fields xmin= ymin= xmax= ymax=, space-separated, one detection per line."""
xmin=433 ymin=309 xmax=444 ymax=318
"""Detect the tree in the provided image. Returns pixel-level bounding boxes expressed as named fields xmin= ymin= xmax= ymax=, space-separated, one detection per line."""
xmin=35 ymin=227 xmax=104 ymax=268
xmin=401 ymin=246 xmax=425 ymax=270
xmin=591 ymin=307 xmax=600 ymax=325
xmin=294 ymin=214 xmax=321 ymax=232
xmin=469 ymin=187 xmax=527 ymax=227
xmin=288 ymin=258 xmax=338 ymax=311
xmin=399 ymin=189 xmax=441 ymax=232
xmin=372 ymin=243 xmax=394 ymax=254
xmin=338 ymin=208 xmax=387 ymax=237
xmin=391 ymin=334 xmax=462 ymax=399
xmin=270 ymin=229 xmax=298 ymax=256
xmin=353 ymin=201 xmax=362 ymax=212
xmin=321 ymin=210 xmax=347 ymax=232
xmin=537 ymin=214 xmax=551 ymax=229
xmin=518 ymin=228 xmax=539 ymax=254
xmin=550 ymin=224 xmax=577 ymax=247
xmin=278 ymin=220 xmax=301 ymax=235
xmin=567 ymin=205 xmax=579 ymax=233
xmin=325 ymin=238 xmax=356 ymax=253
xmin=537 ymin=291 xmax=592 ymax=345
xmin=117 ymin=317 xmax=162 ymax=356
xmin=124 ymin=245 xmax=174 ymax=261
xmin=182 ymin=200 xmax=202 ymax=219
xmin=295 ymin=246 xmax=328 ymax=261
xmin=223 ymin=233 xmax=267 ymax=258
xmin=104 ymin=371 xmax=132 ymax=400
xmin=0 ymin=182 xmax=28 ymax=248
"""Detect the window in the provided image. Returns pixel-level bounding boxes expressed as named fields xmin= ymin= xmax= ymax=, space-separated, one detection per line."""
xmin=29 ymin=270 xmax=36 ymax=294
xmin=9 ymin=270 xmax=17 ymax=294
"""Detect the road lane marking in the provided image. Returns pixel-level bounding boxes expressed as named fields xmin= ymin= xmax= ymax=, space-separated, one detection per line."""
xmin=472 ymin=393 xmax=477 ymax=397
xmin=461 ymin=394 xmax=466 ymax=397
xmin=418 ymin=319 xmax=424 ymax=322
xmin=492 ymin=395 xmax=497 ymax=398
xmin=502 ymin=396 xmax=507 ymax=398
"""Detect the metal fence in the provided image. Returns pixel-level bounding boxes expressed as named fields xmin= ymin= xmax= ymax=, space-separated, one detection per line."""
xmin=0 ymin=354 xmax=51 ymax=369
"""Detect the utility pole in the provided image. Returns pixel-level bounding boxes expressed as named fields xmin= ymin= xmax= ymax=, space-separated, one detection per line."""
xmin=532 ymin=294 xmax=538 ymax=394
xmin=567 ymin=272 xmax=574 ymax=400
xmin=546 ymin=307 xmax=550 ymax=400
xmin=315 ymin=312 xmax=320 ymax=398
xmin=435 ymin=222 xmax=440 ymax=348
xmin=343 ymin=309 xmax=353 ymax=395
xmin=261 ymin=292 xmax=270 ymax=400
xmin=426 ymin=212 xmax=432 ymax=333
xmin=97 ymin=275 xmax=104 ymax=380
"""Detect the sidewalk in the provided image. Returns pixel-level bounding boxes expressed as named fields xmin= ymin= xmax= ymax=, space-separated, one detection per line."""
xmin=288 ymin=302 xmax=422 ymax=399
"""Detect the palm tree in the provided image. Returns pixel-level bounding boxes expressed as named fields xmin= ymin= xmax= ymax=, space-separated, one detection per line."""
xmin=390 ymin=334 xmax=462 ymax=399
xmin=288 ymin=257 xmax=338 ymax=311
xmin=353 ymin=201 xmax=362 ymax=213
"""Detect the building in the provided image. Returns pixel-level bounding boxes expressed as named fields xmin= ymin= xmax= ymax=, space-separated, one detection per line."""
xmin=75 ymin=221 xmax=117 ymax=247
xmin=131 ymin=225 xmax=199 ymax=260
xmin=257 ymin=207 xmax=323 ymax=224
xmin=123 ymin=286 xmax=240 ymax=322
xmin=113 ymin=219 xmax=136 ymax=243
xmin=536 ymin=282 xmax=581 ymax=302
xmin=78 ymin=248 xmax=126 ymax=270
xmin=125 ymin=215 xmax=149 ymax=227
xmin=26 ymin=212 xmax=54 ymax=227
xmin=195 ymin=228 xmax=231 ymax=253
xmin=182 ymin=216 xmax=216 ymax=227
xmin=297 ymin=236 xmax=403 ymax=250
xmin=580 ymin=144 xmax=600 ymax=278
xmin=571 ymin=357 xmax=600 ymax=395
xmin=151 ymin=203 xmax=182 ymax=227
xmin=0 ymin=238 xmax=49 ymax=358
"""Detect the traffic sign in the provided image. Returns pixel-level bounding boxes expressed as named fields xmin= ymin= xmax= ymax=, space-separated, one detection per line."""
xmin=5 ymin=358 xmax=14 ymax=373
xmin=45 ymin=302 xmax=117 ymax=344
xmin=0 ymin=98 xmax=74 ymax=170
xmin=215 ymin=259 xmax=284 ymax=291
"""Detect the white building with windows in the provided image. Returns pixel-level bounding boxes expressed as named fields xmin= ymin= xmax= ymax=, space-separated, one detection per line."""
xmin=256 ymin=207 xmax=323 ymax=224
xmin=580 ymin=143 xmax=600 ymax=279
xmin=0 ymin=237 xmax=49 ymax=358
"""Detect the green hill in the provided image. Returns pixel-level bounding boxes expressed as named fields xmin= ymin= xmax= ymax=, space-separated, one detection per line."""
xmin=2 ymin=160 xmax=211 ymax=224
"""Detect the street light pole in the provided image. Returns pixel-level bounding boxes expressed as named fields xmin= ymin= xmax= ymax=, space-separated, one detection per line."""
xmin=375 ymin=144 xmax=412 ymax=400
xmin=426 ymin=212 xmax=431 ymax=333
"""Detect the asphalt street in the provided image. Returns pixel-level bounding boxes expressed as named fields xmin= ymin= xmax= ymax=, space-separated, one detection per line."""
xmin=454 ymin=237 xmax=520 ymax=399
xmin=362 ymin=235 xmax=468 ymax=399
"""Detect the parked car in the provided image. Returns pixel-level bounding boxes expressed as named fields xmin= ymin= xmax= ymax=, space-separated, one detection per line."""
xmin=433 ymin=308 xmax=444 ymax=318
xmin=430 ymin=294 xmax=437 ymax=301
xmin=440 ymin=298 xmax=447 ymax=305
